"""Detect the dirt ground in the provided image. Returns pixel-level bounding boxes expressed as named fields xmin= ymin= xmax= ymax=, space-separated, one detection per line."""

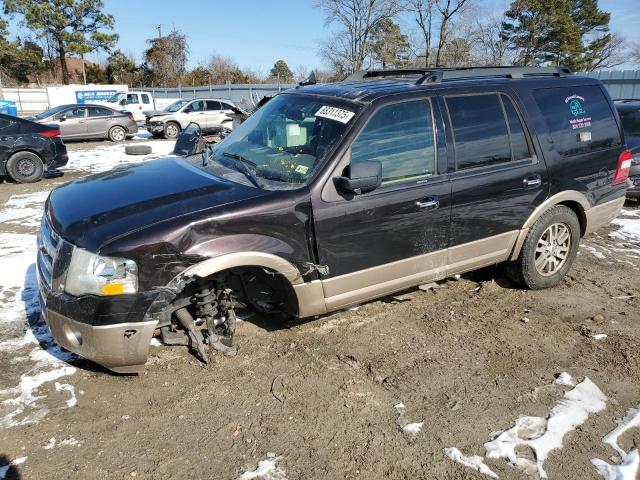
xmin=0 ymin=147 xmax=639 ymax=479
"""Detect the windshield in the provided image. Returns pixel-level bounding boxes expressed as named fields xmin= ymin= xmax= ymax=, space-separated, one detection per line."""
xmin=35 ymin=105 xmax=69 ymax=120
xmin=208 ymin=94 xmax=359 ymax=189
xmin=165 ymin=100 xmax=188 ymax=112
xmin=106 ymin=93 xmax=124 ymax=103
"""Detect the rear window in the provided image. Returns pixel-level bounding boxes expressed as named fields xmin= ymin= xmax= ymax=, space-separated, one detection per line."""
xmin=533 ymin=85 xmax=621 ymax=156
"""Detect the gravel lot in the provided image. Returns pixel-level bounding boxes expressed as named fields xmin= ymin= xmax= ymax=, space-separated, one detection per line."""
xmin=0 ymin=137 xmax=639 ymax=480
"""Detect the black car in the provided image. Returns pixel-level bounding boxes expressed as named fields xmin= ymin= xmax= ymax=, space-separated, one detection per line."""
xmin=0 ymin=113 xmax=68 ymax=183
xmin=38 ymin=67 xmax=631 ymax=373
xmin=614 ymin=100 xmax=640 ymax=199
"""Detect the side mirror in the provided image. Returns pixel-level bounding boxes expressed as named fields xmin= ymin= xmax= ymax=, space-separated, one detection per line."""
xmin=336 ymin=160 xmax=382 ymax=194
xmin=120 ymin=99 xmax=127 ymax=105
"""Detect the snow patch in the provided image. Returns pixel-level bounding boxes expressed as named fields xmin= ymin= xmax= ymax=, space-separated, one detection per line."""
xmin=63 ymin=140 xmax=175 ymax=173
xmin=554 ymin=372 xmax=575 ymax=387
xmin=444 ymin=447 xmax=498 ymax=479
xmin=484 ymin=378 xmax=607 ymax=478
xmin=0 ymin=191 xmax=49 ymax=229
xmin=239 ymin=457 xmax=287 ymax=480
xmin=0 ymin=456 xmax=27 ymax=479
xmin=591 ymin=406 xmax=640 ymax=480
xmin=582 ymin=245 xmax=607 ymax=259
xmin=394 ymin=402 xmax=424 ymax=435
xmin=402 ymin=421 xmax=424 ymax=434
xmin=42 ymin=436 xmax=80 ymax=450
xmin=592 ymin=333 xmax=608 ymax=341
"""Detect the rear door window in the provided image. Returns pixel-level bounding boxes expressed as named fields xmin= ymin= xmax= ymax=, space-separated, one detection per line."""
xmin=206 ymin=101 xmax=222 ymax=111
xmin=446 ymin=94 xmax=512 ymax=170
xmin=501 ymin=94 xmax=532 ymax=161
xmin=351 ymin=99 xmax=436 ymax=185
xmin=87 ymin=107 xmax=112 ymax=117
xmin=533 ymin=85 xmax=621 ymax=156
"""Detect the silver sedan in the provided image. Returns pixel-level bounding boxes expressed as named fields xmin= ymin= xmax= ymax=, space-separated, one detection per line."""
xmin=28 ymin=104 xmax=138 ymax=142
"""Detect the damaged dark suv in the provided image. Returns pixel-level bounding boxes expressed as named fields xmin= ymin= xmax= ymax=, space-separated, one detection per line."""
xmin=38 ymin=67 xmax=632 ymax=373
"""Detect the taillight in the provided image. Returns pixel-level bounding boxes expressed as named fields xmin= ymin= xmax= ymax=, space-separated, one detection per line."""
xmin=613 ymin=150 xmax=632 ymax=185
xmin=40 ymin=129 xmax=60 ymax=138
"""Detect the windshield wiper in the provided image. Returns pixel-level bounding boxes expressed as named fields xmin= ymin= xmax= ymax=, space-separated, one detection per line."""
xmin=222 ymin=152 xmax=263 ymax=188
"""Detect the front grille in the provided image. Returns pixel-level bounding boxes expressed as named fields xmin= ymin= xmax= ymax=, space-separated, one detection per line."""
xmin=37 ymin=215 xmax=60 ymax=290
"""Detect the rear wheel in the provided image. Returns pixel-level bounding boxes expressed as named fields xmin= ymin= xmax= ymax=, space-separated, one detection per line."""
xmin=108 ymin=125 xmax=126 ymax=142
xmin=503 ymin=205 xmax=580 ymax=289
xmin=164 ymin=122 xmax=180 ymax=139
xmin=6 ymin=151 xmax=44 ymax=183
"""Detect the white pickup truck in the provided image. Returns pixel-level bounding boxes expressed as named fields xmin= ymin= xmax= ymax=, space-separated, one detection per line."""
xmin=93 ymin=92 xmax=178 ymax=123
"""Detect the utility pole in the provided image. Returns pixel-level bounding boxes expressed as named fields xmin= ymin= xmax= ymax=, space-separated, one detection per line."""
xmin=156 ymin=24 xmax=162 ymax=39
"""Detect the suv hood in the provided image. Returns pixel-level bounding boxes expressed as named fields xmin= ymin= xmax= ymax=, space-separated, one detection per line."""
xmin=47 ymin=157 xmax=267 ymax=252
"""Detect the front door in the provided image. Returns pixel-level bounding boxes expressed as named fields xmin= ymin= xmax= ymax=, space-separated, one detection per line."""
xmin=313 ymin=98 xmax=451 ymax=310
xmin=57 ymin=106 xmax=88 ymax=138
xmin=443 ymin=91 xmax=549 ymax=268
xmin=125 ymin=93 xmax=143 ymax=122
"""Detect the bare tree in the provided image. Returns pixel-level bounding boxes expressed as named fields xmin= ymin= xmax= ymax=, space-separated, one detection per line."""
xmin=584 ymin=33 xmax=626 ymax=71
xmin=435 ymin=0 xmax=471 ymax=67
xmin=468 ymin=12 xmax=514 ymax=66
xmin=408 ymin=0 xmax=436 ymax=67
xmin=632 ymin=43 xmax=640 ymax=66
xmin=315 ymin=0 xmax=402 ymax=73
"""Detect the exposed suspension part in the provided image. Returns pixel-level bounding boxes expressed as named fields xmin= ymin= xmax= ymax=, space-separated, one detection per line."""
xmin=161 ymin=282 xmax=237 ymax=364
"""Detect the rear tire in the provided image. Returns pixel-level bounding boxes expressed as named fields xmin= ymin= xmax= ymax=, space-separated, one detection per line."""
xmin=164 ymin=122 xmax=180 ymax=139
xmin=6 ymin=151 xmax=44 ymax=183
xmin=108 ymin=125 xmax=126 ymax=142
xmin=503 ymin=205 xmax=580 ymax=290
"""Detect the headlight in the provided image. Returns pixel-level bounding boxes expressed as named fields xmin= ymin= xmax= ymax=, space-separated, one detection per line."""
xmin=64 ymin=247 xmax=138 ymax=296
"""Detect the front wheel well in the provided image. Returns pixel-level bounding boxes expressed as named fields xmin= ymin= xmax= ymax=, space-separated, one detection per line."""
xmin=172 ymin=266 xmax=299 ymax=319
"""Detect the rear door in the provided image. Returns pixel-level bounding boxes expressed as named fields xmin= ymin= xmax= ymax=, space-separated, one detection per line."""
xmin=204 ymin=100 xmax=224 ymax=129
xmin=86 ymin=106 xmax=113 ymax=137
xmin=444 ymin=91 xmax=548 ymax=266
xmin=313 ymin=97 xmax=452 ymax=310
xmin=126 ymin=93 xmax=144 ymax=121
xmin=57 ymin=106 xmax=88 ymax=138
xmin=531 ymin=84 xmax=625 ymax=205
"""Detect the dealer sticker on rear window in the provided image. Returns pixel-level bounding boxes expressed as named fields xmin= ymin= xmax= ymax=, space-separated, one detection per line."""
xmin=315 ymin=106 xmax=355 ymax=124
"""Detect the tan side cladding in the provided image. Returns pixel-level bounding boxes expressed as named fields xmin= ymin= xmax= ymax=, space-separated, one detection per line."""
xmin=293 ymin=280 xmax=327 ymax=317
xmin=46 ymin=311 xmax=157 ymax=374
xmin=320 ymin=231 xmax=518 ymax=311
xmin=584 ymin=196 xmax=626 ymax=235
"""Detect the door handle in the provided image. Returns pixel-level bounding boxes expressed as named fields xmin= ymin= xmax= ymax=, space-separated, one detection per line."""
xmin=523 ymin=175 xmax=542 ymax=187
xmin=416 ymin=196 xmax=439 ymax=209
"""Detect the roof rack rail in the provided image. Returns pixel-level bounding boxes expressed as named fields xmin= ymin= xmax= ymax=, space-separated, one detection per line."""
xmin=342 ymin=66 xmax=572 ymax=85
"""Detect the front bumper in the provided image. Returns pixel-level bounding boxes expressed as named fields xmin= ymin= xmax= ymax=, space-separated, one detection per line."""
xmin=145 ymin=122 xmax=165 ymax=134
xmin=37 ymin=216 xmax=159 ymax=373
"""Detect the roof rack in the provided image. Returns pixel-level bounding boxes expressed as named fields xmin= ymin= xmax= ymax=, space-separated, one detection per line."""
xmin=342 ymin=66 xmax=572 ymax=85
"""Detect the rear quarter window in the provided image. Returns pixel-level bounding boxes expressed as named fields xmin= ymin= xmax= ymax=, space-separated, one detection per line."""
xmin=533 ymin=85 xmax=621 ymax=156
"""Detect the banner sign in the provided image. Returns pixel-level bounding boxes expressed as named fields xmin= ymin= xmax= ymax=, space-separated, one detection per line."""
xmin=75 ymin=90 xmax=118 ymax=103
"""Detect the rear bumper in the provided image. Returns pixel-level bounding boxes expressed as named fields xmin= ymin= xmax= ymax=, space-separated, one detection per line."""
xmin=126 ymin=123 xmax=139 ymax=135
xmin=48 ymin=152 xmax=69 ymax=169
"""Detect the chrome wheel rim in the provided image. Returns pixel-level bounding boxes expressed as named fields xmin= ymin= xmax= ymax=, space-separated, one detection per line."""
xmin=111 ymin=127 xmax=125 ymax=141
xmin=17 ymin=158 xmax=36 ymax=176
xmin=166 ymin=124 xmax=178 ymax=137
xmin=535 ymin=222 xmax=571 ymax=276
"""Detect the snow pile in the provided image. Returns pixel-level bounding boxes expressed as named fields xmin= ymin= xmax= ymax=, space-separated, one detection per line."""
xmin=0 ymin=233 xmax=40 ymax=346
xmin=63 ymin=139 xmax=175 ymax=173
xmin=444 ymin=447 xmax=498 ymax=479
xmin=0 ymin=191 xmax=48 ymax=229
xmin=592 ymin=406 xmax=640 ymax=480
xmin=0 ymin=456 xmax=27 ymax=479
xmin=554 ymin=372 xmax=575 ymax=387
xmin=394 ymin=402 xmax=424 ymax=435
xmin=485 ymin=378 xmax=607 ymax=478
xmin=239 ymin=457 xmax=287 ymax=480
xmin=444 ymin=377 xmax=609 ymax=478
xmin=0 ymin=344 xmax=76 ymax=429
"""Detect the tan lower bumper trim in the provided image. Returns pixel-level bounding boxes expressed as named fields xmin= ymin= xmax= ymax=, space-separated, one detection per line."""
xmin=46 ymin=311 xmax=157 ymax=374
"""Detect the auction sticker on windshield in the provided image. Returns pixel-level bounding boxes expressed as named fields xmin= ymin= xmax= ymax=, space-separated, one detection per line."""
xmin=315 ymin=106 xmax=355 ymax=124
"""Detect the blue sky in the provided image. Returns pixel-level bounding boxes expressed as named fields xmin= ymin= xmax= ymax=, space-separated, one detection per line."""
xmin=4 ymin=0 xmax=640 ymax=72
